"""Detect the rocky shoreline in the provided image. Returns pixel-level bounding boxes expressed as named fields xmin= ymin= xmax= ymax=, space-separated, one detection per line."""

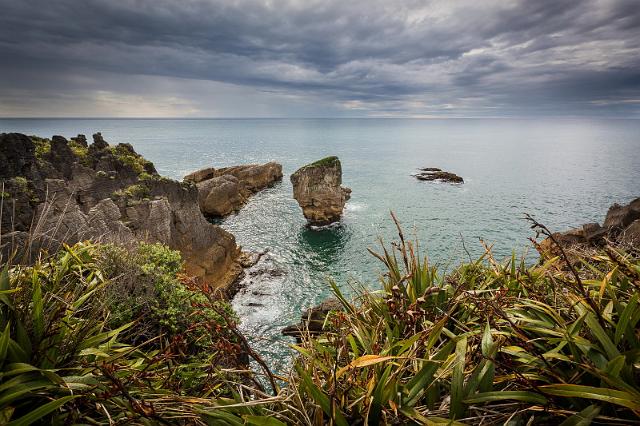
xmin=538 ymin=197 xmax=640 ymax=256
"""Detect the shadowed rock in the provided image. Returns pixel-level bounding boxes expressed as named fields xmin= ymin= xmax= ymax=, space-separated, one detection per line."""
xmin=290 ymin=156 xmax=351 ymax=226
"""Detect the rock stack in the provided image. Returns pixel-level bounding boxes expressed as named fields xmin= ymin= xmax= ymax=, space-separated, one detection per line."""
xmin=290 ymin=156 xmax=351 ymax=226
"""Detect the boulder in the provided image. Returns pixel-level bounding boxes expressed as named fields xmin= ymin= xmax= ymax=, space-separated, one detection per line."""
xmin=185 ymin=162 xmax=282 ymax=217
xmin=290 ymin=156 xmax=351 ymax=226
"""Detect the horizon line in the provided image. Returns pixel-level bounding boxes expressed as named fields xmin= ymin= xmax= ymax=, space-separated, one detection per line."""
xmin=1 ymin=116 xmax=639 ymax=120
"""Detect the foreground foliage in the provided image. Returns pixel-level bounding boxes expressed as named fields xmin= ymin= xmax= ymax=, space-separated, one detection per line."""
xmin=0 ymin=242 xmax=249 ymax=424
xmin=1 ymin=215 xmax=639 ymax=424
xmin=271 ymin=217 xmax=640 ymax=424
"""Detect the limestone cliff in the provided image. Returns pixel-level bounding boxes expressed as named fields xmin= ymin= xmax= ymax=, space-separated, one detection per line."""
xmin=0 ymin=133 xmax=241 ymax=287
xmin=184 ymin=162 xmax=282 ymax=217
xmin=290 ymin=156 xmax=351 ymax=226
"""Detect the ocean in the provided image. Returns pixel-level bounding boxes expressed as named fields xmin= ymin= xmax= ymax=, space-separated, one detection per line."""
xmin=2 ymin=117 xmax=639 ymax=371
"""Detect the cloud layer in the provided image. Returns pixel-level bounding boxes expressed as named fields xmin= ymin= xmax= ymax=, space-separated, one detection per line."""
xmin=1 ymin=0 xmax=639 ymax=117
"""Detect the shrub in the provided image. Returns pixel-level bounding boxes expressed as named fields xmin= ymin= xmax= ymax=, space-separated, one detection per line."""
xmin=110 ymin=145 xmax=153 ymax=176
xmin=30 ymin=135 xmax=50 ymax=160
xmin=68 ymin=139 xmax=89 ymax=161
xmin=99 ymin=243 xmax=239 ymax=358
xmin=0 ymin=240 xmax=253 ymax=423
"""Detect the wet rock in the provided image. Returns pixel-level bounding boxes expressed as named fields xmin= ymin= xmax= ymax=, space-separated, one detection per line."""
xmin=185 ymin=162 xmax=282 ymax=217
xmin=290 ymin=156 xmax=351 ymax=226
xmin=282 ymin=298 xmax=343 ymax=340
xmin=415 ymin=168 xmax=464 ymax=183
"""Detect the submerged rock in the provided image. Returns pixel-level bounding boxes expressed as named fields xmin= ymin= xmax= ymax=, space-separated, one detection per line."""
xmin=0 ymin=132 xmax=242 ymax=289
xmin=415 ymin=168 xmax=464 ymax=183
xmin=282 ymin=298 xmax=343 ymax=340
xmin=185 ymin=162 xmax=282 ymax=217
xmin=290 ymin=156 xmax=351 ymax=226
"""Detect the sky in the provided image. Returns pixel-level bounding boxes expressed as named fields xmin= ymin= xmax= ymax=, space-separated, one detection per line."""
xmin=1 ymin=0 xmax=639 ymax=118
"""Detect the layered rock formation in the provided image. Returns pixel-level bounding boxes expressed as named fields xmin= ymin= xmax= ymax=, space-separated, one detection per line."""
xmin=0 ymin=132 xmax=241 ymax=287
xmin=184 ymin=163 xmax=282 ymax=217
xmin=290 ymin=156 xmax=351 ymax=226
xmin=538 ymin=197 xmax=640 ymax=255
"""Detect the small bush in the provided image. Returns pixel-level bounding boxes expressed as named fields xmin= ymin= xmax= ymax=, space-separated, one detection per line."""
xmin=68 ymin=139 xmax=89 ymax=160
xmin=99 ymin=242 xmax=239 ymax=358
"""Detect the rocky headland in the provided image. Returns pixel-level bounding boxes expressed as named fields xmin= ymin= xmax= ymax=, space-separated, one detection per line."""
xmin=537 ymin=197 xmax=640 ymax=256
xmin=184 ymin=162 xmax=282 ymax=217
xmin=290 ymin=156 xmax=351 ymax=226
xmin=0 ymin=132 xmax=242 ymax=287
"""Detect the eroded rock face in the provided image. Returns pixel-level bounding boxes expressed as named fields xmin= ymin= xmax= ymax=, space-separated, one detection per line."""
xmin=290 ymin=156 xmax=351 ymax=226
xmin=537 ymin=197 xmax=640 ymax=256
xmin=184 ymin=162 xmax=282 ymax=217
xmin=0 ymin=132 xmax=241 ymax=288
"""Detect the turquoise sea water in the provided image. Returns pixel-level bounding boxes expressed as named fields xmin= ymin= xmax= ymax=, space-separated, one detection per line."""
xmin=2 ymin=118 xmax=639 ymax=371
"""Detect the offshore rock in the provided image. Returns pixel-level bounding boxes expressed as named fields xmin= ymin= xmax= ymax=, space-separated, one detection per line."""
xmin=0 ymin=132 xmax=241 ymax=288
xmin=184 ymin=162 xmax=282 ymax=217
xmin=415 ymin=168 xmax=464 ymax=183
xmin=290 ymin=156 xmax=351 ymax=226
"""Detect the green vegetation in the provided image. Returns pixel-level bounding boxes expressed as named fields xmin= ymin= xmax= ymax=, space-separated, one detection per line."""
xmin=10 ymin=177 xmax=28 ymax=190
xmin=68 ymin=139 xmax=89 ymax=160
xmin=1 ymin=214 xmax=638 ymax=424
xmin=303 ymin=156 xmax=340 ymax=169
xmin=100 ymin=242 xmax=237 ymax=356
xmin=208 ymin=215 xmax=640 ymax=424
xmin=114 ymin=183 xmax=150 ymax=199
xmin=0 ymin=241 xmax=248 ymax=424
xmin=0 ymin=191 xmax=10 ymax=199
xmin=111 ymin=144 xmax=153 ymax=176
xmin=29 ymin=135 xmax=50 ymax=160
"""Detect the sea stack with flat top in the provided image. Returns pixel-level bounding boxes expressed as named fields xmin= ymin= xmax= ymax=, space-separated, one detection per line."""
xmin=290 ymin=156 xmax=351 ymax=226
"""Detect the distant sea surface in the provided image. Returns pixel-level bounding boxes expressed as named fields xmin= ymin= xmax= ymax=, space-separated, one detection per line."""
xmin=2 ymin=118 xmax=639 ymax=371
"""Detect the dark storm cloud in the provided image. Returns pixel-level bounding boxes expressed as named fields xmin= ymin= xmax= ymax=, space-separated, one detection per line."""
xmin=1 ymin=0 xmax=639 ymax=116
